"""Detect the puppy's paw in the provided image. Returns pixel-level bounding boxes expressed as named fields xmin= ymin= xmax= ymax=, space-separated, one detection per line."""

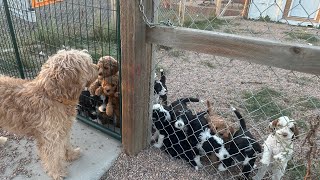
xmin=218 ymin=163 xmax=227 ymax=171
xmin=48 ymin=169 xmax=68 ymax=180
xmin=194 ymin=166 xmax=199 ymax=171
xmin=66 ymin=147 xmax=81 ymax=162
xmin=153 ymin=143 xmax=163 ymax=148
xmin=273 ymin=154 xmax=286 ymax=163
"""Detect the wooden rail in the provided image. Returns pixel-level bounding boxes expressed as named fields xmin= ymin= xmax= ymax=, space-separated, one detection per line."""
xmin=147 ymin=26 xmax=320 ymax=76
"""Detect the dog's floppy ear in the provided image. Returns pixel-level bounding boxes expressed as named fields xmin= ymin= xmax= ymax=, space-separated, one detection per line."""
xmin=291 ymin=124 xmax=299 ymax=139
xmin=42 ymin=63 xmax=81 ymax=101
xmin=269 ymin=119 xmax=279 ymax=131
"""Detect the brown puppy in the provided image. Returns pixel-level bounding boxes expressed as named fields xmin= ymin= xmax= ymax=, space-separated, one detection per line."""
xmin=205 ymin=100 xmax=235 ymax=142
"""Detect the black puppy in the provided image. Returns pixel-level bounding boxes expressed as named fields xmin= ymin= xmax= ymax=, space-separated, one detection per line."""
xmin=152 ymin=97 xmax=199 ymax=148
xmin=152 ymin=103 xmax=173 ymax=148
xmin=218 ymin=107 xmax=262 ymax=179
xmin=78 ymin=90 xmax=102 ymax=120
xmin=159 ymin=69 xmax=168 ymax=105
xmin=152 ymin=98 xmax=202 ymax=169
xmin=154 ymin=69 xmax=167 ymax=105
xmin=173 ymin=110 xmax=230 ymax=169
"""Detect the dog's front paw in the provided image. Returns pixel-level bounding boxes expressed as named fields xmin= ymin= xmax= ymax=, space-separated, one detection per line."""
xmin=48 ymin=169 xmax=68 ymax=180
xmin=153 ymin=143 xmax=163 ymax=148
xmin=66 ymin=147 xmax=81 ymax=162
xmin=273 ymin=154 xmax=286 ymax=163
xmin=218 ymin=163 xmax=227 ymax=171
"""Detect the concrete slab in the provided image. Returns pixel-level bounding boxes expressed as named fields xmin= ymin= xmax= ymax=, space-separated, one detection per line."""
xmin=2 ymin=121 xmax=121 ymax=180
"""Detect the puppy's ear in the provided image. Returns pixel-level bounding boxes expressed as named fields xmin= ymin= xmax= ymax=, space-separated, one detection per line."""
xmin=269 ymin=119 xmax=278 ymax=131
xmin=291 ymin=124 xmax=299 ymax=139
xmin=95 ymin=87 xmax=103 ymax=96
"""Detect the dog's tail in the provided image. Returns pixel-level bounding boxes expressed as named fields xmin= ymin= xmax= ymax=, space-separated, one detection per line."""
xmin=206 ymin=100 xmax=215 ymax=116
xmin=180 ymin=97 xmax=200 ymax=104
xmin=160 ymin=69 xmax=166 ymax=84
xmin=232 ymin=107 xmax=247 ymax=130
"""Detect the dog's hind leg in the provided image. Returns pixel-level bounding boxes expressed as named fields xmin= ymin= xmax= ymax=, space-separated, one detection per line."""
xmin=242 ymin=158 xmax=255 ymax=179
xmin=37 ymin=137 xmax=68 ymax=180
xmin=271 ymin=161 xmax=287 ymax=180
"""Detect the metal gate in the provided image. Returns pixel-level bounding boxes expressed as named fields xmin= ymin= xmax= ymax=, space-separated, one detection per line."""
xmin=0 ymin=0 xmax=121 ymax=140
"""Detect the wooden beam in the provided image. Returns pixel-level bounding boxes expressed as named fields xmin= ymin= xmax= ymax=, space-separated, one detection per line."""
xmin=282 ymin=0 xmax=292 ymax=19
xmin=241 ymin=0 xmax=250 ymax=19
xmin=146 ymin=26 xmax=320 ymax=76
xmin=120 ymin=0 xmax=153 ymax=155
xmin=215 ymin=0 xmax=222 ymax=17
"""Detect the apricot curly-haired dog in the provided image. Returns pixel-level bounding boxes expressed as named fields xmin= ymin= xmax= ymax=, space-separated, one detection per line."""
xmin=0 ymin=49 xmax=98 ymax=180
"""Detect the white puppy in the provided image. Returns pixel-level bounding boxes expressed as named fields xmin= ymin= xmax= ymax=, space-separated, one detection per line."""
xmin=253 ymin=116 xmax=299 ymax=180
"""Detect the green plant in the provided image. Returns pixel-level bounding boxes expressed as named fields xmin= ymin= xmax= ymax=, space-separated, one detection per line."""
xmin=298 ymin=97 xmax=320 ymax=109
xmin=242 ymin=88 xmax=291 ymax=120
xmin=169 ymin=49 xmax=183 ymax=57
xmin=92 ymin=26 xmax=117 ymax=43
xmin=183 ymin=16 xmax=227 ymax=30
xmin=34 ymin=23 xmax=63 ymax=48
xmin=285 ymin=31 xmax=319 ymax=43
xmin=258 ymin=15 xmax=271 ymax=22
xmin=286 ymin=161 xmax=306 ymax=180
xmin=201 ymin=60 xmax=215 ymax=69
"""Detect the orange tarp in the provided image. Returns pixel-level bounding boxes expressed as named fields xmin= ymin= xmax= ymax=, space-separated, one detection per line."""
xmin=31 ymin=0 xmax=63 ymax=8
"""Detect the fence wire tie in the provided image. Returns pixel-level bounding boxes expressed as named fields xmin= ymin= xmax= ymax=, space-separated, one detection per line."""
xmin=139 ymin=0 xmax=174 ymax=28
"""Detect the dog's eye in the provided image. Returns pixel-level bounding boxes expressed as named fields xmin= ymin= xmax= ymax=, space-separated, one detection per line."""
xmin=98 ymin=72 xmax=103 ymax=76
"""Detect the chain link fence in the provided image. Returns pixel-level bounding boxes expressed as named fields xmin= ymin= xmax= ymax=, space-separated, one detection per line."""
xmin=148 ymin=0 xmax=320 ymax=179
xmin=0 ymin=0 xmax=121 ymax=140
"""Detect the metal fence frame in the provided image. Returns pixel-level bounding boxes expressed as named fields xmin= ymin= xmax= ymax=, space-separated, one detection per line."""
xmin=0 ymin=0 xmax=122 ymax=140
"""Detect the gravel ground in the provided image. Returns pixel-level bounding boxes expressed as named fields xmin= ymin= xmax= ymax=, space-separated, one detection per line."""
xmin=0 ymin=131 xmax=39 ymax=180
xmin=103 ymin=47 xmax=320 ymax=180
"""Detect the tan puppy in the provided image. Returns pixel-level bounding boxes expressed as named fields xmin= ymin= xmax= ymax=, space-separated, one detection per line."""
xmin=205 ymin=100 xmax=235 ymax=142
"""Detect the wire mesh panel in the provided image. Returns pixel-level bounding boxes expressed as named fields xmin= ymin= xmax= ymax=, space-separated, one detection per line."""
xmin=0 ymin=0 xmax=121 ymax=140
xmin=147 ymin=0 xmax=320 ymax=179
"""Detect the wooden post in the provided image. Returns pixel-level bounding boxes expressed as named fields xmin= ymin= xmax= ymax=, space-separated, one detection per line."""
xmin=120 ymin=0 xmax=153 ymax=155
xmin=241 ymin=0 xmax=250 ymax=19
xmin=181 ymin=0 xmax=186 ymax=26
xmin=215 ymin=0 xmax=222 ymax=17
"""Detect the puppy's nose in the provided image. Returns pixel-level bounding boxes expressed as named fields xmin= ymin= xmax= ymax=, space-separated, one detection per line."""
xmin=102 ymin=107 xmax=106 ymax=112
xmin=223 ymin=154 xmax=228 ymax=159
xmin=177 ymin=123 xmax=182 ymax=127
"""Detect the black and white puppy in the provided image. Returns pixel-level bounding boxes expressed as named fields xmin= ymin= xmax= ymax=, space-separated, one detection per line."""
xmin=78 ymin=90 xmax=101 ymax=120
xmin=173 ymin=110 xmax=230 ymax=168
xmin=218 ymin=107 xmax=262 ymax=179
xmin=152 ymin=103 xmax=173 ymax=148
xmin=152 ymin=97 xmax=199 ymax=147
xmin=159 ymin=69 xmax=168 ymax=105
xmin=153 ymin=69 xmax=167 ymax=105
xmin=152 ymin=98 xmax=204 ymax=169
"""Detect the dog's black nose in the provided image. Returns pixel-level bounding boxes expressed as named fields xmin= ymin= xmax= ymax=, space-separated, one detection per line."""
xmin=223 ymin=154 xmax=228 ymax=159
xmin=102 ymin=107 xmax=106 ymax=111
